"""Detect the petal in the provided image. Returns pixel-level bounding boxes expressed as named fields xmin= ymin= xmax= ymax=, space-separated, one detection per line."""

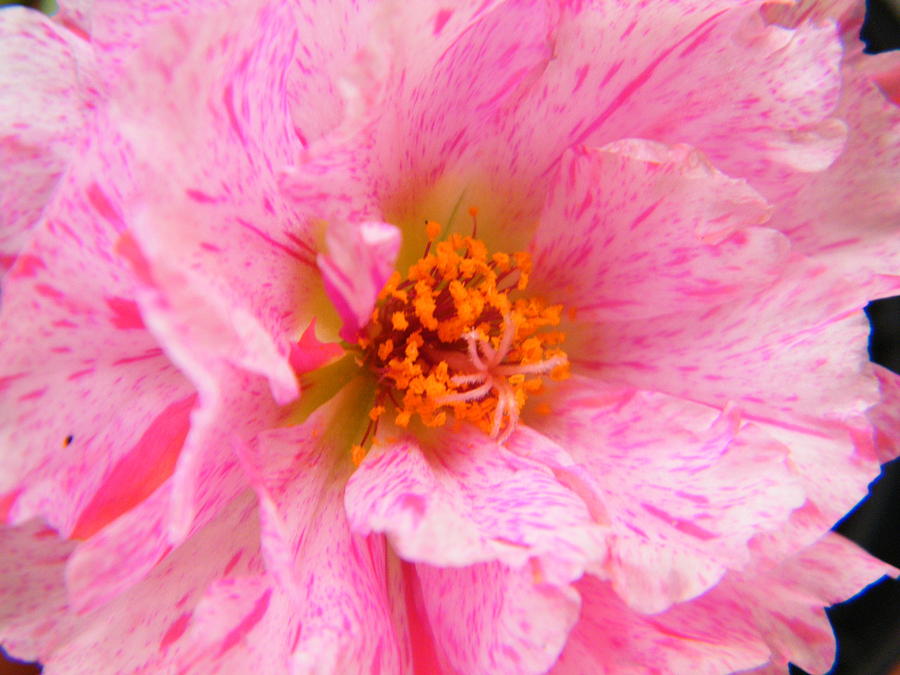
xmin=492 ymin=3 xmax=843 ymax=194
xmin=573 ymin=259 xmax=879 ymax=429
xmin=759 ymin=50 xmax=900 ymax=281
xmin=56 ymin=0 xmax=233 ymax=81
xmin=0 ymin=520 xmax=77 ymax=661
xmin=110 ymin=2 xmax=342 ymax=402
xmin=414 ymin=560 xmax=580 ymax=675
xmin=175 ymin=575 xmax=300 ymax=674
xmin=0 ymin=491 xmax=264 ymax=673
xmin=65 ymin=483 xmax=175 ymax=614
xmin=379 ymin=0 xmax=553 ymax=187
xmin=345 ymin=425 xmax=607 ymax=582
xmin=554 ymin=533 xmax=895 ymax=675
xmin=707 ymin=533 xmax=896 ymax=673
xmin=317 ymin=220 xmax=401 ymax=342
xmin=164 ymin=366 xmax=274 ymax=543
xmin=530 ymin=142 xmax=786 ymax=321
xmin=530 ymin=376 xmax=805 ymax=612
xmin=870 ymin=365 xmax=900 ymax=463
xmin=0 ymin=164 xmax=195 ymax=537
xmin=552 ymin=575 xmax=771 ymax=675
xmin=0 ymin=7 xmax=96 ymax=272
xmin=238 ymin=389 xmax=409 ymax=672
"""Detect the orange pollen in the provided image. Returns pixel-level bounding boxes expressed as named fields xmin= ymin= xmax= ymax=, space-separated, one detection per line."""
xmin=356 ymin=222 xmax=569 ymax=447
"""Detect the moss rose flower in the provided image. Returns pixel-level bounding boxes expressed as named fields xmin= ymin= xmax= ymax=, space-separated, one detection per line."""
xmin=1 ymin=0 xmax=899 ymax=673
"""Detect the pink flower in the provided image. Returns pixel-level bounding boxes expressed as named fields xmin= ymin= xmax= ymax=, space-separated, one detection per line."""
xmin=1 ymin=0 xmax=898 ymax=673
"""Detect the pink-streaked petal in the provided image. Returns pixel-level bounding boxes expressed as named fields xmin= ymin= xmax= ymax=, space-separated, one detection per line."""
xmin=376 ymin=0 xmax=554 ymax=190
xmin=0 ymin=520 xmax=77 ymax=661
xmin=0 ymin=166 xmax=196 ymax=537
xmin=317 ymin=220 xmax=401 ymax=342
xmin=756 ymin=50 xmax=900 ymax=281
xmin=110 ymin=3 xmax=350 ymax=402
xmin=163 ymin=367 xmax=274 ymax=543
xmin=0 ymin=7 xmax=97 ymax=272
xmin=555 ymin=533 xmax=895 ymax=675
xmin=65 ymin=483 xmax=175 ymax=614
xmin=345 ymin=425 xmax=607 ymax=582
xmin=412 ymin=560 xmax=580 ymax=675
xmin=494 ymin=3 xmax=843 ymax=195
xmin=530 ymin=142 xmax=785 ymax=321
xmin=870 ymin=365 xmax=900 ymax=463
xmin=717 ymin=533 xmax=896 ymax=673
xmin=237 ymin=391 xmax=410 ymax=673
xmin=0 ymin=491 xmax=264 ymax=673
xmin=573 ymin=259 xmax=879 ymax=429
xmin=529 ymin=376 xmax=805 ymax=612
xmin=55 ymin=0 xmax=235 ymax=82
xmin=173 ymin=575 xmax=303 ymax=674
xmin=69 ymin=393 xmax=195 ymax=540
xmin=552 ymin=575 xmax=771 ymax=675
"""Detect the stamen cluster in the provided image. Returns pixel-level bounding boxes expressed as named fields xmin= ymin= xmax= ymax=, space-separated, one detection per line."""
xmin=354 ymin=222 xmax=568 ymax=462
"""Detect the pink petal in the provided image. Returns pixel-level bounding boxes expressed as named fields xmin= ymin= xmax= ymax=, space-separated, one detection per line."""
xmin=574 ymin=259 xmax=879 ymax=429
xmin=0 ymin=491 xmax=264 ymax=673
xmin=378 ymin=0 xmax=553 ymax=185
xmin=530 ymin=142 xmax=786 ymax=321
xmin=287 ymin=318 xmax=344 ymax=375
xmin=870 ymin=365 xmax=900 ymax=463
xmin=69 ymin=393 xmax=196 ymax=540
xmin=345 ymin=425 xmax=607 ymax=582
xmin=552 ymin=575 xmax=771 ymax=675
xmin=237 ymin=391 xmax=410 ymax=673
xmin=554 ymin=533 xmax=895 ymax=675
xmin=0 ymin=520 xmax=76 ymax=661
xmin=756 ymin=49 xmax=900 ymax=282
xmin=530 ymin=376 xmax=805 ymax=612
xmin=709 ymin=533 xmax=896 ymax=673
xmin=0 ymin=8 xmax=97 ymax=273
xmin=413 ymin=560 xmax=581 ymax=675
xmin=175 ymin=575 xmax=301 ymax=673
xmin=65 ymin=483 xmax=175 ymax=614
xmin=109 ymin=3 xmax=351 ymax=403
xmin=164 ymin=367 xmax=275 ymax=543
xmin=495 ymin=4 xmax=844 ymax=193
xmin=56 ymin=0 xmax=234 ymax=82
xmin=317 ymin=220 xmax=401 ymax=342
xmin=0 ymin=166 xmax=196 ymax=537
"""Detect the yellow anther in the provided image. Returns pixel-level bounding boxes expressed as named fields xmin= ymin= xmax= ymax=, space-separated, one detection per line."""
xmin=369 ymin=406 xmax=385 ymax=421
xmin=392 ymin=312 xmax=409 ymax=331
xmin=377 ymin=339 xmax=394 ymax=361
xmin=426 ymin=220 xmax=442 ymax=241
xmin=351 ymin=444 xmax=367 ymax=467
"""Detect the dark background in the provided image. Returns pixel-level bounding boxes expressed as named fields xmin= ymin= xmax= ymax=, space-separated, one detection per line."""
xmin=0 ymin=0 xmax=897 ymax=673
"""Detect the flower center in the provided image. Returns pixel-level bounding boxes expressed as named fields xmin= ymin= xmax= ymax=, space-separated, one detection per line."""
xmin=352 ymin=211 xmax=569 ymax=465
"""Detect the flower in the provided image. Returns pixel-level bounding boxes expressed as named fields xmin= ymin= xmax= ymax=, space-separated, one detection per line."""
xmin=1 ymin=0 xmax=898 ymax=673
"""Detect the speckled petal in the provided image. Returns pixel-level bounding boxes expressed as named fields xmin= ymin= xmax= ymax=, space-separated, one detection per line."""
xmin=0 ymin=161 xmax=195 ymax=538
xmin=574 ymin=260 xmax=879 ymax=429
xmin=493 ymin=2 xmax=843 ymax=193
xmin=0 ymin=491 xmax=264 ymax=674
xmin=414 ymin=560 xmax=581 ymax=675
xmin=554 ymin=533 xmax=895 ymax=675
xmin=530 ymin=141 xmax=786 ymax=321
xmin=0 ymin=7 xmax=97 ymax=273
xmin=318 ymin=220 xmax=401 ymax=342
xmin=529 ymin=376 xmax=805 ymax=613
xmin=239 ymin=390 xmax=410 ymax=673
xmin=345 ymin=425 xmax=607 ymax=583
